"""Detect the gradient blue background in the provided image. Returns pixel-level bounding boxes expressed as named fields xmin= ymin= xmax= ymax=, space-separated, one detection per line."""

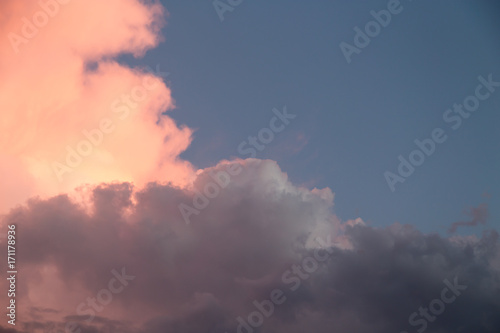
xmin=121 ymin=0 xmax=500 ymax=235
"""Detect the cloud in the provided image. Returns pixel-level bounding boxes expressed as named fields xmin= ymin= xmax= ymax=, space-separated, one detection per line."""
xmin=0 ymin=0 xmax=195 ymax=213
xmin=0 ymin=159 xmax=499 ymax=333
xmin=449 ymin=203 xmax=489 ymax=233
xmin=1 ymin=2 xmax=499 ymax=333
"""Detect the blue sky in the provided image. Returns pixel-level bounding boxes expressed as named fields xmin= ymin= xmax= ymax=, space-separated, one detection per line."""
xmin=3 ymin=1 xmax=500 ymax=332
xmin=121 ymin=0 xmax=500 ymax=234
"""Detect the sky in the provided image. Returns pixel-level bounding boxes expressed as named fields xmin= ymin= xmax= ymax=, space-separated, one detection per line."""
xmin=0 ymin=1 xmax=499 ymax=333
xmin=121 ymin=0 xmax=500 ymax=234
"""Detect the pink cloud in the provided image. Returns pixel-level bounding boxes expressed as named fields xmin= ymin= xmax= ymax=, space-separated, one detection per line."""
xmin=0 ymin=0 xmax=195 ymax=213
xmin=448 ymin=203 xmax=489 ymax=233
xmin=1 ymin=3 xmax=499 ymax=333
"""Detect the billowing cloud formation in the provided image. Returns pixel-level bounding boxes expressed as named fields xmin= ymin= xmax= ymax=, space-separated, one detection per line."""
xmin=1 ymin=159 xmax=499 ymax=333
xmin=0 ymin=0 xmax=194 ymax=212
xmin=1 ymin=2 xmax=500 ymax=333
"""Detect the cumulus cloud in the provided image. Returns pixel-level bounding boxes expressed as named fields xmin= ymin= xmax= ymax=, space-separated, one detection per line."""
xmin=0 ymin=0 xmax=194 ymax=213
xmin=1 ymin=2 xmax=499 ymax=333
xmin=0 ymin=159 xmax=499 ymax=333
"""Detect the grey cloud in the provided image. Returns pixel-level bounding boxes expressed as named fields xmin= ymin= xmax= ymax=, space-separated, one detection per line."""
xmin=0 ymin=160 xmax=498 ymax=333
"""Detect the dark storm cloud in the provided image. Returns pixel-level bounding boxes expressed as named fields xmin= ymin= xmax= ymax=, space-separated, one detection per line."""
xmin=0 ymin=160 xmax=499 ymax=333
